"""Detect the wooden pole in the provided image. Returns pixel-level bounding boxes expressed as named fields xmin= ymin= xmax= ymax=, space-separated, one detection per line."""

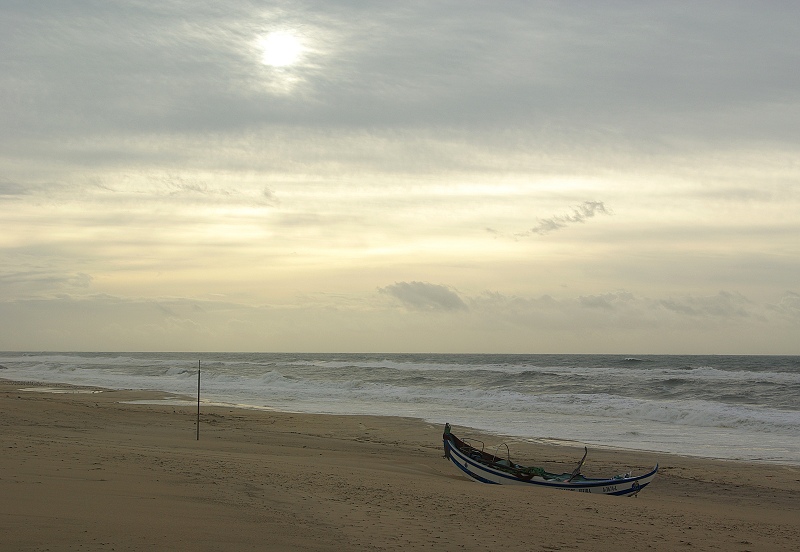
xmin=196 ymin=360 xmax=201 ymax=440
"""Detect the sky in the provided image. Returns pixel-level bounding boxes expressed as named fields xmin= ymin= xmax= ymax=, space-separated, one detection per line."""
xmin=1 ymin=1 xmax=799 ymax=354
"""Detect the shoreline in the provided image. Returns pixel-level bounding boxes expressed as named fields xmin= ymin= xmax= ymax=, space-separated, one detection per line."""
xmin=2 ymin=378 xmax=799 ymax=551
xmin=3 ymin=352 xmax=797 ymax=467
xmin=13 ymin=378 xmax=798 ymax=468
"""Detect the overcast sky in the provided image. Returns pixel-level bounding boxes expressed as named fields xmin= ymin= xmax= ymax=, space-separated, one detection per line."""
xmin=2 ymin=1 xmax=798 ymax=353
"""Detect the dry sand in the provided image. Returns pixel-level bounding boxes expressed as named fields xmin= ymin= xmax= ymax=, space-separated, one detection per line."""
xmin=1 ymin=379 xmax=798 ymax=551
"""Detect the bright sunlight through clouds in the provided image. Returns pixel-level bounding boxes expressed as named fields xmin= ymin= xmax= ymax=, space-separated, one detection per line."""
xmin=258 ymin=31 xmax=304 ymax=67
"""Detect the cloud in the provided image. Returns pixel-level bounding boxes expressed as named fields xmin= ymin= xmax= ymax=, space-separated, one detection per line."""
xmin=466 ymin=289 xmax=653 ymax=332
xmin=658 ymin=291 xmax=756 ymax=319
xmin=0 ymin=181 xmax=27 ymax=197
xmin=1 ymin=286 xmax=797 ymax=353
xmin=4 ymin=1 xmax=800 ymax=146
xmin=767 ymin=291 xmax=800 ymax=321
xmin=379 ymin=281 xmax=468 ymax=312
xmin=464 ymin=288 xmax=783 ymax=330
xmin=262 ymin=187 xmax=279 ymax=206
xmin=515 ymin=201 xmax=611 ymax=237
xmin=0 ymin=180 xmax=59 ymax=197
xmin=579 ymin=291 xmax=636 ymax=311
xmin=0 ymin=267 xmax=93 ymax=300
xmin=2 ymin=2 xmax=800 ymax=355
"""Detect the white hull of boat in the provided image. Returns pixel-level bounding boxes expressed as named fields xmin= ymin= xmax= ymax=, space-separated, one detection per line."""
xmin=444 ymin=433 xmax=657 ymax=496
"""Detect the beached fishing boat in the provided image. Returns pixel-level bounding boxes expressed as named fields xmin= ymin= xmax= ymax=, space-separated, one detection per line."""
xmin=442 ymin=424 xmax=657 ymax=496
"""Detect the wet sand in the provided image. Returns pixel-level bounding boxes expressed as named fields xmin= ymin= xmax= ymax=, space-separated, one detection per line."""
xmin=1 ymin=379 xmax=798 ymax=551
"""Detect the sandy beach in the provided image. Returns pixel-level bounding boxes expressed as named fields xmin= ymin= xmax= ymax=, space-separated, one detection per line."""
xmin=1 ymin=379 xmax=798 ymax=551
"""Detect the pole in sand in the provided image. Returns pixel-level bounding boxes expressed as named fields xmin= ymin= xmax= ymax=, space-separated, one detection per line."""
xmin=196 ymin=360 xmax=201 ymax=440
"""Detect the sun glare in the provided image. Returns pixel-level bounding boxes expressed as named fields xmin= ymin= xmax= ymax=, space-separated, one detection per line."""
xmin=258 ymin=31 xmax=303 ymax=67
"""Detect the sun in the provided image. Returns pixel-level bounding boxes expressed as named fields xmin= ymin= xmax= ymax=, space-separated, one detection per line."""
xmin=258 ymin=31 xmax=304 ymax=67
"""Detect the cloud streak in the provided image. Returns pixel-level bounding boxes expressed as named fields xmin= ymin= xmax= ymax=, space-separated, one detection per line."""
xmin=490 ymin=201 xmax=611 ymax=238
xmin=522 ymin=201 xmax=611 ymax=236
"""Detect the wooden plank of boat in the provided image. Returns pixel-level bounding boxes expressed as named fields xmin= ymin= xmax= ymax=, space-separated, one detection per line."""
xmin=442 ymin=424 xmax=657 ymax=496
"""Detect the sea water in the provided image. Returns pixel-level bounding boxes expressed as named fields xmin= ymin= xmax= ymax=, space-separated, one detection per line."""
xmin=1 ymin=352 xmax=798 ymax=465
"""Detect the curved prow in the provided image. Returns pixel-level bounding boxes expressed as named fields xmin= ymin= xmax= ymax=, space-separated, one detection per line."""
xmin=567 ymin=446 xmax=588 ymax=482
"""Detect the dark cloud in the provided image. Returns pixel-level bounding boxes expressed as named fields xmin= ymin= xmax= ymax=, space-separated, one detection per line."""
xmin=516 ymin=201 xmax=611 ymax=237
xmin=262 ymin=187 xmax=279 ymax=206
xmin=379 ymin=281 xmax=467 ymax=312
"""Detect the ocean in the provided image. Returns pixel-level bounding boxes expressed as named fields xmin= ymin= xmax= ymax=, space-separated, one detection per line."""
xmin=1 ymin=352 xmax=798 ymax=465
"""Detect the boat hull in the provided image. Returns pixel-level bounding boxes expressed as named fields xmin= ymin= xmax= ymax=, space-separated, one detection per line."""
xmin=444 ymin=433 xmax=657 ymax=496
